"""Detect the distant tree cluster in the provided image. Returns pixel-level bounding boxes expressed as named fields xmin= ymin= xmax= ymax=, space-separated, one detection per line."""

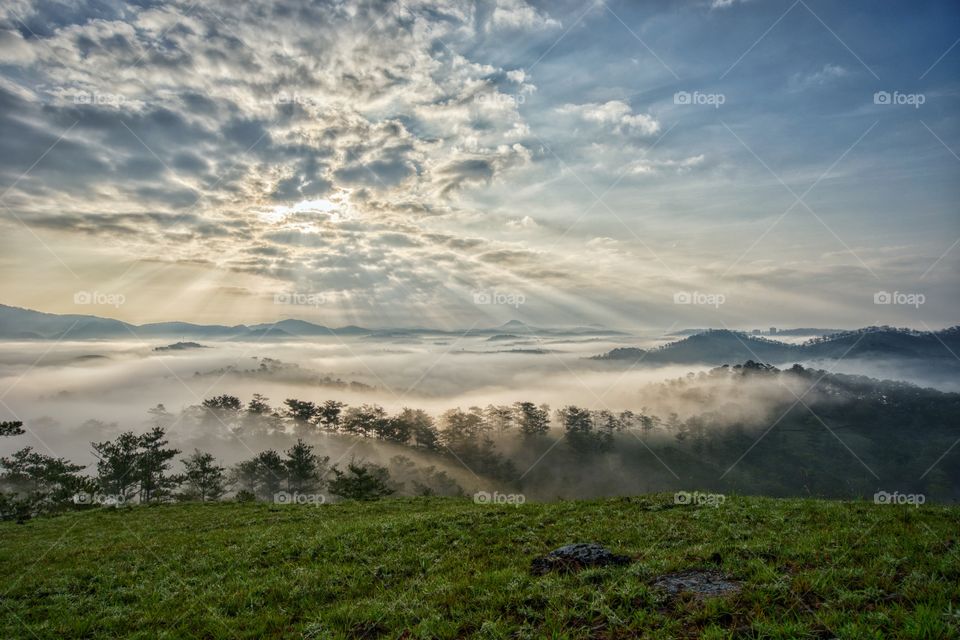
xmin=191 ymin=394 xmax=558 ymax=480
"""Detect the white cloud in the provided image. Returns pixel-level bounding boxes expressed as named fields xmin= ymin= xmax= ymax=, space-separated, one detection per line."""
xmin=507 ymin=215 xmax=538 ymax=229
xmin=557 ymin=100 xmax=661 ymax=136
xmin=489 ymin=0 xmax=560 ymax=31
xmin=710 ymin=0 xmax=751 ymax=9
xmin=788 ymin=63 xmax=849 ymax=91
xmin=628 ymin=154 xmax=706 ymax=175
xmin=0 ymin=29 xmax=36 ymax=65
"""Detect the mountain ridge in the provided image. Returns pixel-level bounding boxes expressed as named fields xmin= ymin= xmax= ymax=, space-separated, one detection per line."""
xmin=593 ymin=326 xmax=960 ymax=366
xmin=0 ymin=304 xmax=627 ymax=340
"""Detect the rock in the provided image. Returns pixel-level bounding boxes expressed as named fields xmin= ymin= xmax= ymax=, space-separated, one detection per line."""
xmin=651 ymin=569 xmax=740 ymax=599
xmin=530 ymin=543 xmax=631 ymax=575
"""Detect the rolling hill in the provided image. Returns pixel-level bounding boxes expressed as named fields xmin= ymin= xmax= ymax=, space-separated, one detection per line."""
xmin=594 ymin=326 xmax=960 ymax=367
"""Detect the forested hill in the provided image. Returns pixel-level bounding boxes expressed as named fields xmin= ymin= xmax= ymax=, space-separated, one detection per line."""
xmin=594 ymin=326 xmax=960 ymax=366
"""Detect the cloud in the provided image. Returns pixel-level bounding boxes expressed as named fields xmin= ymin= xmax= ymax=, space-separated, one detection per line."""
xmin=557 ymin=100 xmax=660 ymax=136
xmin=435 ymin=143 xmax=531 ymax=197
xmin=628 ymin=154 xmax=705 ymax=175
xmin=0 ymin=0 xmax=954 ymax=329
xmin=710 ymin=0 xmax=751 ymax=9
xmin=488 ymin=0 xmax=560 ymax=31
xmin=788 ymin=64 xmax=849 ymax=91
xmin=0 ymin=28 xmax=36 ymax=64
xmin=507 ymin=215 xmax=538 ymax=229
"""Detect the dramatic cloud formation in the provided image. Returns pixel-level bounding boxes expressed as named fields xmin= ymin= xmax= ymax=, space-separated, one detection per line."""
xmin=0 ymin=0 xmax=957 ymax=329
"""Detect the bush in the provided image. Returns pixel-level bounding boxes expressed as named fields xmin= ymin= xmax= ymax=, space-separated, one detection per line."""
xmin=234 ymin=489 xmax=257 ymax=503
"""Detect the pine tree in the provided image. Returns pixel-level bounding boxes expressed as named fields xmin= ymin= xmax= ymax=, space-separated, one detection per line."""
xmin=514 ymin=402 xmax=550 ymax=437
xmin=137 ymin=427 xmax=181 ymax=504
xmin=92 ymin=431 xmax=142 ymax=501
xmin=180 ymin=450 xmax=227 ymax=502
xmin=284 ymin=440 xmax=328 ymax=493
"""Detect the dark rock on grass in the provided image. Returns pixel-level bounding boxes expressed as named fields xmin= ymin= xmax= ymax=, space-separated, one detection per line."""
xmin=530 ymin=543 xmax=631 ymax=575
xmin=651 ymin=569 xmax=741 ymax=599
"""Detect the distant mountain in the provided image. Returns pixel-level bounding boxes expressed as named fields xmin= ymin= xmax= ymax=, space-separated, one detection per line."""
xmin=0 ymin=304 xmax=628 ymax=340
xmin=241 ymin=326 xmax=298 ymax=340
xmin=594 ymin=326 xmax=960 ymax=366
xmin=772 ymin=328 xmax=842 ymax=336
xmin=801 ymin=327 xmax=960 ymax=360
xmin=136 ymin=321 xmax=248 ymax=338
xmin=596 ymin=330 xmax=794 ymax=365
xmin=0 ymin=304 xmax=134 ymax=339
xmin=470 ymin=320 xmax=628 ymax=337
xmin=248 ymin=319 xmax=331 ymax=336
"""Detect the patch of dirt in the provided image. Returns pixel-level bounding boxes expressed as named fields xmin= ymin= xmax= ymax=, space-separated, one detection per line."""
xmin=530 ymin=543 xmax=632 ymax=575
xmin=651 ymin=569 xmax=741 ymax=599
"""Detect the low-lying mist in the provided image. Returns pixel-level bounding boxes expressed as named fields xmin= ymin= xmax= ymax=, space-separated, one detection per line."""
xmin=2 ymin=336 xmax=957 ymax=504
xmin=0 ymin=335 xmax=691 ymax=463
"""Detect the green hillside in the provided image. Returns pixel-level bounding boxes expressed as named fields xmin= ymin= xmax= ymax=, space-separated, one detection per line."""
xmin=1 ymin=496 xmax=958 ymax=639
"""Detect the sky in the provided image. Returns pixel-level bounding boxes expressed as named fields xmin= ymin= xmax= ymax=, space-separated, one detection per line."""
xmin=0 ymin=0 xmax=957 ymax=330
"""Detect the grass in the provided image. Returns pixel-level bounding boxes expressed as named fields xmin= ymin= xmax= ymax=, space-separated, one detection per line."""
xmin=1 ymin=495 xmax=958 ymax=639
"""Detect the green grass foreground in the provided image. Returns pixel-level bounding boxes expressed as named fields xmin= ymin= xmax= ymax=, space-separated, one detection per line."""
xmin=1 ymin=496 xmax=958 ymax=639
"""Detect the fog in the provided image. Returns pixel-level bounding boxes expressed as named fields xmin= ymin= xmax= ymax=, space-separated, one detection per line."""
xmin=1 ymin=333 xmax=955 ymax=502
xmin=0 ymin=335 xmax=696 ymax=466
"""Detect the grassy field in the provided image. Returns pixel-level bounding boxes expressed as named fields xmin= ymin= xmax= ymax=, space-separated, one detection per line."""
xmin=1 ymin=495 xmax=958 ymax=639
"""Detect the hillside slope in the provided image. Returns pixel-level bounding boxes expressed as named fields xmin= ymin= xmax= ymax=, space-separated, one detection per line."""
xmin=1 ymin=496 xmax=957 ymax=639
xmin=594 ymin=327 xmax=960 ymax=370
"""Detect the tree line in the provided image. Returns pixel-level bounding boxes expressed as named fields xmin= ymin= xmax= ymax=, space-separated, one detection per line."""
xmin=0 ymin=419 xmax=401 ymax=522
xmin=0 ymin=393 xmax=664 ymax=521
